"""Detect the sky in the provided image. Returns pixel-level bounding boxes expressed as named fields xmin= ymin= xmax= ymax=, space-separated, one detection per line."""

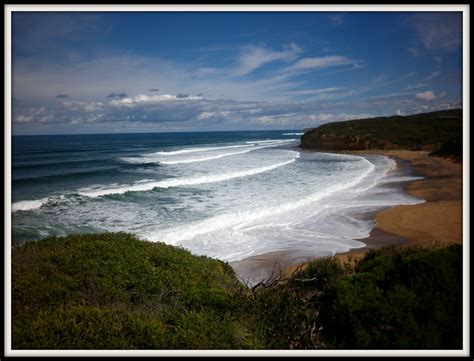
xmin=10 ymin=9 xmax=464 ymax=135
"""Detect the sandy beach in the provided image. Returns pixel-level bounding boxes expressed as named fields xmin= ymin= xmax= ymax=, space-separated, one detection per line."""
xmin=232 ymin=150 xmax=463 ymax=283
xmin=334 ymin=150 xmax=463 ymax=264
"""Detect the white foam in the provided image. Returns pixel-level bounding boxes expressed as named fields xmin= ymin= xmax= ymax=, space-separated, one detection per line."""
xmin=121 ymin=140 xmax=296 ymax=165
xmin=78 ymin=152 xmax=300 ymax=198
xmin=147 ymin=155 xmax=376 ymax=247
xmin=153 ymin=144 xmax=254 ymax=155
xmin=158 ymin=147 xmax=266 ymax=164
xmin=282 ymin=132 xmax=304 ymax=135
xmin=12 ymin=194 xmax=89 ymax=213
xmin=12 ymin=198 xmax=49 ymax=212
xmin=379 ymin=175 xmax=424 ymax=183
xmin=245 ymin=139 xmax=297 ymax=144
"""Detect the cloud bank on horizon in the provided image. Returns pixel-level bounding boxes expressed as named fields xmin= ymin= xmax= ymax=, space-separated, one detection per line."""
xmin=11 ymin=11 xmax=463 ymax=134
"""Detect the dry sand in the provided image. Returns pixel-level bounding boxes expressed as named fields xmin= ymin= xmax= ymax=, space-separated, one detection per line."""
xmin=231 ymin=150 xmax=463 ymax=283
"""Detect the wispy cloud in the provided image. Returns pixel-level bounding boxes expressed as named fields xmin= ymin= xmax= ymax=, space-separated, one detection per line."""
xmin=232 ymin=43 xmax=302 ymax=76
xmin=328 ymin=14 xmax=344 ymax=26
xmin=407 ymin=47 xmax=420 ymax=57
xmin=426 ymin=71 xmax=441 ymax=81
xmin=412 ymin=13 xmax=462 ymax=52
xmin=406 ymin=71 xmax=440 ymax=90
xmin=284 ymin=55 xmax=356 ymax=73
xmin=12 ymin=12 xmax=108 ymax=60
xmin=282 ymin=87 xmax=346 ymax=96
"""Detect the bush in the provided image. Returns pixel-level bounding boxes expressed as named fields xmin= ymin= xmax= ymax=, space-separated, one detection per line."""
xmin=321 ymin=246 xmax=463 ymax=349
xmin=248 ymin=245 xmax=463 ymax=350
xmin=430 ymin=138 xmax=463 ymax=162
xmin=12 ymin=232 xmax=260 ymax=349
xmin=12 ymin=233 xmax=463 ymax=350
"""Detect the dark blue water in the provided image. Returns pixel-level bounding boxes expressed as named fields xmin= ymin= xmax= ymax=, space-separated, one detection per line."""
xmin=13 ymin=131 xmax=297 ymax=203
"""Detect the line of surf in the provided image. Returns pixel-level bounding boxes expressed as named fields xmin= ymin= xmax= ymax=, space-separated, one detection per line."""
xmin=152 ymin=139 xmax=297 ymax=156
xmin=77 ymin=152 xmax=300 ymax=197
xmin=153 ymin=144 xmax=254 ymax=155
xmin=121 ymin=140 xmax=297 ymax=165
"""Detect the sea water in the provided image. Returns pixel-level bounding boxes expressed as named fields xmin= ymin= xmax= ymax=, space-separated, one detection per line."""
xmin=12 ymin=131 xmax=423 ymax=262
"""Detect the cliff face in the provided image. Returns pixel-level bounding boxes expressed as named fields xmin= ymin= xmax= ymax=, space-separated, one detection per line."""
xmin=299 ymin=109 xmax=462 ymax=152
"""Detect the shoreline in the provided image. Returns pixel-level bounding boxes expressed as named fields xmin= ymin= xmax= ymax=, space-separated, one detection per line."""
xmin=334 ymin=150 xmax=462 ymax=265
xmin=232 ymin=150 xmax=463 ymax=283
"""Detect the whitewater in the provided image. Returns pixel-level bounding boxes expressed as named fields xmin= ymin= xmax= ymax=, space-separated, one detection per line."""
xmin=12 ymin=131 xmax=423 ymax=264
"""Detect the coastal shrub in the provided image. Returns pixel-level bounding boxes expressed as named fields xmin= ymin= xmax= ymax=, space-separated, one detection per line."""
xmin=247 ymin=257 xmax=348 ymax=349
xmin=430 ymin=138 xmax=463 ymax=162
xmin=301 ymin=109 xmax=462 ymax=151
xmin=12 ymin=232 xmax=260 ymax=349
xmin=321 ymin=245 xmax=463 ymax=349
xmin=13 ymin=306 xmax=168 ymax=349
xmin=12 ymin=233 xmax=463 ymax=350
xmin=248 ymin=245 xmax=462 ymax=350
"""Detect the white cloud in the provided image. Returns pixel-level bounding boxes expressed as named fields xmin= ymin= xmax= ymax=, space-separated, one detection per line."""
xmin=232 ymin=43 xmax=302 ymax=76
xmin=110 ymin=94 xmax=204 ymax=107
xmin=416 ymin=91 xmax=436 ymax=101
xmin=13 ymin=88 xmax=461 ymax=133
xmin=197 ymin=111 xmax=231 ymax=120
xmin=15 ymin=107 xmax=53 ymax=123
xmin=284 ymin=55 xmax=356 ymax=73
xmin=61 ymin=100 xmax=104 ymax=112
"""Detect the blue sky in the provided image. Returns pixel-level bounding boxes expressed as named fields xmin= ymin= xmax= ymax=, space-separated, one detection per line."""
xmin=11 ymin=10 xmax=463 ymax=134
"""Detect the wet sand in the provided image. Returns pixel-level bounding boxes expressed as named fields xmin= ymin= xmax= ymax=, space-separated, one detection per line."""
xmin=231 ymin=150 xmax=463 ymax=283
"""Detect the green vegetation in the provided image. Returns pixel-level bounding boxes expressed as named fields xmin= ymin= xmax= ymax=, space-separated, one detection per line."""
xmin=300 ymin=109 xmax=463 ymax=157
xmin=247 ymin=245 xmax=463 ymax=349
xmin=12 ymin=233 xmax=463 ymax=349
xmin=12 ymin=232 xmax=261 ymax=349
xmin=429 ymin=138 xmax=463 ymax=162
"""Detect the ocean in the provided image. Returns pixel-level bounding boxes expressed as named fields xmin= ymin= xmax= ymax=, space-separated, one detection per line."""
xmin=11 ymin=131 xmax=423 ymax=263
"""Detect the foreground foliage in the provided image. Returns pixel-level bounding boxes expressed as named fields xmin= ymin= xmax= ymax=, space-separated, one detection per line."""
xmin=12 ymin=233 xmax=463 ymax=349
xmin=12 ymin=233 xmax=260 ymax=349
xmin=248 ymin=245 xmax=463 ymax=349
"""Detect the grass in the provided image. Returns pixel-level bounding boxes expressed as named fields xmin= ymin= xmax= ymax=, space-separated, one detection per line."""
xmin=11 ymin=233 xmax=463 ymax=350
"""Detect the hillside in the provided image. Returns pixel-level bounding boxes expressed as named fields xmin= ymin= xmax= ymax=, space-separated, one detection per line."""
xmin=300 ymin=109 xmax=463 ymax=159
xmin=12 ymin=233 xmax=261 ymax=349
xmin=11 ymin=233 xmax=463 ymax=350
